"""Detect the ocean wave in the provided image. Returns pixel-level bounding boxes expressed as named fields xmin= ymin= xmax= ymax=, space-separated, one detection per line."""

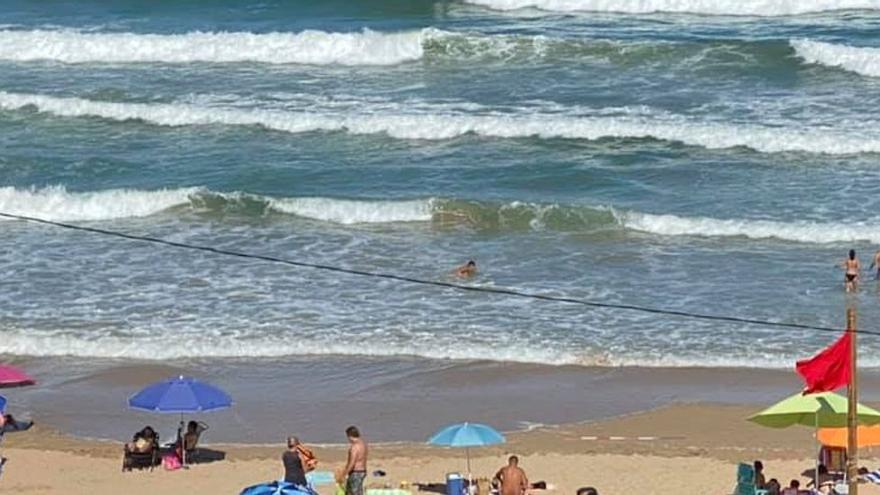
xmin=269 ymin=197 xmax=434 ymax=224
xmin=4 ymin=329 xmax=875 ymax=369
xmin=0 ymin=28 xmax=428 ymax=66
xmin=2 ymin=91 xmax=878 ymax=155
xmin=3 ymin=186 xmax=879 ymax=244
xmin=619 ymin=210 xmax=880 ymax=244
xmin=463 ymin=0 xmax=880 ymax=15
xmin=0 ymin=28 xmax=766 ymax=67
xmin=0 ymin=330 xmax=578 ymax=364
xmin=791 ymin=39 xmax=880 ymax=78
xmin=0 ymin=185 xmax=198 ymax=222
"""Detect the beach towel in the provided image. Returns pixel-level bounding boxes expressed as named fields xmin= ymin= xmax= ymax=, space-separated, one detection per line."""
xmin=296 ymin=444 xmax=318 ymax=472
xmin=861 ymin=469 xmax=880 ymax=484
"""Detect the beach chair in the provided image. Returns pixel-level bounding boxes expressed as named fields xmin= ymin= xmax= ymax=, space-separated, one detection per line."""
xmin=819 ymin=446 xmax=847 ymax=478
xmin=122 ymin=439 xmax=159 ymax=472
xmin=735 ymin=463 xmax=769 ymax=495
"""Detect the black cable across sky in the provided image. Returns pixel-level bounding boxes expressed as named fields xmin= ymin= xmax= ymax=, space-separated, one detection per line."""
xmin=2 ymin=210 xmax=874 ymax=337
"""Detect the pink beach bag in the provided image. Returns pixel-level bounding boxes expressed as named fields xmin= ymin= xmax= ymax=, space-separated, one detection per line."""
xmin=163 ymin=452 xmax=182 ymax=471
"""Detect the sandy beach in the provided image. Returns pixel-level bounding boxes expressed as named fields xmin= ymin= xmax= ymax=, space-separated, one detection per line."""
xmin=4 ymin=403 xmax=880 ymax=495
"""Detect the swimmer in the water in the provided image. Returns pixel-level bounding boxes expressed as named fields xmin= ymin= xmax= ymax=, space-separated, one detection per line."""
xmin=454 ymin=260 xmax=477 ymax=278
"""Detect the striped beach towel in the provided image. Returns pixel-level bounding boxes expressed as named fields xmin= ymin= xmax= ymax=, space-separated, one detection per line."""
xmin=862 ymin=469 xmax=880 ymax=484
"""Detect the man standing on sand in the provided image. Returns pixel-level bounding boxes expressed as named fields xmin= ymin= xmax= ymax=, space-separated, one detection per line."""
xmin=494 ymin=456 xmax=529 ymax=495
xmin=344 ymin=426 xmax=368 ymax=495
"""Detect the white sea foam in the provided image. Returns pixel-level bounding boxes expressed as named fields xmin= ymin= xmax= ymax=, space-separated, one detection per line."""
xmin=791 ymin=39 xmax=880 ymax=78
xmin=620 ymin=210 xmax=880 ymax=244
xmin=4 ymin=330 xmax=877 ymax=368
xmin=0 ymin=185 xmax=437 ymax=225
xmin=464 ymin=0 xmax=880 ymax=15
xmin=0 ymin=28 xmax=429 ymax=65
xmin=3 ymin=91 xmax=879 ymax=155
xmin=0 ymin=330 xmax=577 ymax=365
xmin=269 ymin=197 xmax=434 ymax=224
xmin=0 ymin=185 xmax=197 ymax=222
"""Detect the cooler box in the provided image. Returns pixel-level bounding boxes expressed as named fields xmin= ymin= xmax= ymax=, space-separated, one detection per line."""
xmin=446 ymin=473 xmax=464 ymax=495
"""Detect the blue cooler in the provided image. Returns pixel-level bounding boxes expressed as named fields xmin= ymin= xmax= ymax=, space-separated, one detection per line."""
xmin=446 ymin=473 xmax=464 ymax=495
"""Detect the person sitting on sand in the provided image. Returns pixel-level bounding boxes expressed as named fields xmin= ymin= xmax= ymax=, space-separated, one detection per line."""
xmin=181 ymin=420 xmax=208 ymax=452
xmin=753 ymin=461 xmax=766 ymax=488
xmin=494 ymin=456 xmax=529 ymax=495
xmin=765 ymin=478 xmax=780 ymax=495
xmin=454 ymin=260 xmax=477 ymax=278
xmin=283 ymin=436 xmax=308 ymax=486
xmin=807 ymin=465 xmax=832 ymax=489
xmin=842 ymin=249 xmax=860 ymax=292
xmin=781 ymin=479 xmax=800 ymax=495
xmin=128 ymin=426 xmax=158 ymax=454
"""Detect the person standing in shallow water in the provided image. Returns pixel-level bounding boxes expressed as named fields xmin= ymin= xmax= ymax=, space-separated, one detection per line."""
xmin=843 ymin=249 xmax=860 ymax=293
xmin=344 ymin=426 xmax=368 ymax=495
xmin=870 ymin=249 xmax=880 ymax=280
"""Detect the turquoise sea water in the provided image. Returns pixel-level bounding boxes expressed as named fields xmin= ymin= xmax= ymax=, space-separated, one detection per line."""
xmin=4 ymin=1 xmax=880 ymax=369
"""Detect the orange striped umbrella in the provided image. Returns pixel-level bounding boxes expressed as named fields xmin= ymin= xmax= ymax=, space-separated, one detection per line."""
xmin=818 ymin=426 xmax=880 ymax=448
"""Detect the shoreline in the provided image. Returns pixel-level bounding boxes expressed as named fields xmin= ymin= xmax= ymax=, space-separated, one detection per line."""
xmin=8 ymin=355 xmax=880 ymax=444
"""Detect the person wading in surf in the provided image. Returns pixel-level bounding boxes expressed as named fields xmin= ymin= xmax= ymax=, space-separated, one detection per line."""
xmin=842 ymin=249 xmax=860 ymax=292
xmin=870 ymin=249 xmax=880 ymax=280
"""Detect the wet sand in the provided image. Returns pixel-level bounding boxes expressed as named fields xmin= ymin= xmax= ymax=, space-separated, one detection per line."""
xmin=10 ymin=356 xmax=880 ymax=444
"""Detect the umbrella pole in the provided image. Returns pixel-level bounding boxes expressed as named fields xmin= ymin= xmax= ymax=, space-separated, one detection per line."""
xmin=847 ymin=308 xmax=859 ymax=495
xmin=815 ymin=410 xmax=819 ymax=490
xmin=467 ymin=448 xmax=472 ymax=495
xmin=180 ymin=413 xmax=186 ymax=467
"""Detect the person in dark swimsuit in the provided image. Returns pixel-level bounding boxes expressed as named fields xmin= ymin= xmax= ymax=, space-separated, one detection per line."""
xmin=843 ymin=249 xmax=860 ymax=293
xmin=283 ymin=436 xmax=308 ymax=486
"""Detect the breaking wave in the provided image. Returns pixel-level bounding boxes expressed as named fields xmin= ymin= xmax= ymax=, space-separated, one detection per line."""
xmin=791 ymin=39 xmax=880 ymax=78
xmin=619 ymin=211 xmax=880 ymax=244
xmin=0 ymin=185 xmax=198 ymax=222
xmin=0 ymin=28 xmax=429 ymax=66
xmin=463 ymin=0 xmax=880 ymax=16
xmin=4 ymin=186 xmax=880 ymax=244
xmin=2 ymin=91 xmax=879 ymax=155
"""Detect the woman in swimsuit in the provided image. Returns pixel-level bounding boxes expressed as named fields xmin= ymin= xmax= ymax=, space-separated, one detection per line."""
xmin=843 ymin=249 xmax=860 ymax=293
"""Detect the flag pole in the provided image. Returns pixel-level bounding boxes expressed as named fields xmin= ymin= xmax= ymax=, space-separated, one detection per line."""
xmin=847 ymin=306 xmax=858 ymax=495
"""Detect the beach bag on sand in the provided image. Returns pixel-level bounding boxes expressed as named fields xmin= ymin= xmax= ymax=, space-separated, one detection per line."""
xmin=296 ymin=444 xmax=318 ymax=472
xmin=163 ymin=452 xmax=182 ymax=471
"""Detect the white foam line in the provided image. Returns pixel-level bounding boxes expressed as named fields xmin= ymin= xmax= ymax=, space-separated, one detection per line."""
xmin=792 ymin=39 xmax=880 ymax=78
xmin=619 ymin=210 xmax=880 ymax=245
xmin=2 ymin=91 xmax=879 ymax=155
xmin=0 ymin=28 xmax=431 ymax=66
xmin=464 ymin=0 xmax=880 ymax=16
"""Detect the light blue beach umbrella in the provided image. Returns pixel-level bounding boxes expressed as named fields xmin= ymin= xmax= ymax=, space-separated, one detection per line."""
xmin=428 ymin=422 xmax=506 ymax=474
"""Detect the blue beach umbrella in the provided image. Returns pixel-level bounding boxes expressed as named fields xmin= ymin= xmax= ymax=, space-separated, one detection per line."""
xmin=129 ymin=376 xmax=232 ymax=464
xmin=428 ymin=422 xmax=506 ymax=474
xmin=240 ymin=481 xmax=315 ymax=495
xmin=129 ymin=375 xmax=232 ymax=413
xmin=0 ymin=395 xmax=6 ymax=413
